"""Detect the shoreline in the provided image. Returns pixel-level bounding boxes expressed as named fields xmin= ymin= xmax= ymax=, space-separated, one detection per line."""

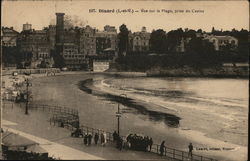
xmin=1 ymin=68 xmax=249 ymax=79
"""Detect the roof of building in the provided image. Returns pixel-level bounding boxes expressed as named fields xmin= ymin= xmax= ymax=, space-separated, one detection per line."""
xmin=133 ymin=31 xmax=151 ymax=39
xmin=2 ymin=27 xmax=19 ymax=34
xmin=104 ymin=48 xmax=114 ymax=51
xmin=210 ymin=35 xmax=237 ymax=40
xmin=96 ymin=31 xmax=117 ymax=37
xmin=34 ymin=30 xmax=47 ymax=34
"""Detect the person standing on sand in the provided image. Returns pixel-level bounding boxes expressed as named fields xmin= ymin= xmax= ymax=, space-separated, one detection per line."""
xmin=160 ymin=141 xmax=165 ymax=156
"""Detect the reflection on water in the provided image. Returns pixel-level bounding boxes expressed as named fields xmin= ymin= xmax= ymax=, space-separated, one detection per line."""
xmin=78 ymin=79 xmax=181 ymax=128
xmin=133 ymin=88 xmax=194 ymax=98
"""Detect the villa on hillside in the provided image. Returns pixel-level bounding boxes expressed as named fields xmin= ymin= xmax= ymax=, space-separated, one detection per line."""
xmin=205 ymin=35 xmax=238 ymax=51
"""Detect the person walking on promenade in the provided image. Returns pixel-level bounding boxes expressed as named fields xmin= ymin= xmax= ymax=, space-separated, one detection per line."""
xmin=149 ymin=137 xmax=153 ymax=152
xmin=118 ymin=136 xmax=123 ymax=151
xmin=188 ymin=143 xmax=193 ymax=158
xmin=84 ymin=134 xmax=88 ymax=145
xmin=94 ymin=133 xmax=99 ymax=145
xmin=160 ymin=141 xmax=165 ymax=156
xmin=113 ymin=131 xmax=118 ymax=142
xmin=103 ymin=132 xmax=107 ymax=146
xmin=101 ymin=132 xmax=105 ymax=146
xmin=88 ymin=134 xmax=92 ymax=146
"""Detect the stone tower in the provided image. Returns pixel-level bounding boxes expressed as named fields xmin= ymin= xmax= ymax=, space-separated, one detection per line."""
xmin=55 ymin=13 xmax=65 ymax=45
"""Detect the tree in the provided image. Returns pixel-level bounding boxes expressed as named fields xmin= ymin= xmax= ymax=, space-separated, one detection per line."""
xmin=166 ymin=28 xmax=184 ymax=52
xmin=51 ymin=49 xmax=65 ymax=68
xmin=2 ymin=46 xmax=22 ymax=65
xmin=212 ymin=27 xmax=215 ymax=33
xmin=186 ymin=37 xmax=218 ymax=68
xmin=184 ymin=29 xmax=196 ymax=38
xmin=117 ymin=24 xmax=129 ymax=57
xmin=197 ymin=29 xmax=202 ymax=33
xmin=149 ymin=29 xmax=167 ymax=53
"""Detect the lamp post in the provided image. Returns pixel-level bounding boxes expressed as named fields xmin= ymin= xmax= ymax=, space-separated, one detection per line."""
xmin=24 ymin=78 xmax=32 ymax=115
xmin=116 ymin=94 xmax=127 ymax=136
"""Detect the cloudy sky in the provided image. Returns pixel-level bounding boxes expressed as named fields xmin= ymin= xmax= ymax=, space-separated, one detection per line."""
xmin=1 ymin=0 xmax=249 ymax=32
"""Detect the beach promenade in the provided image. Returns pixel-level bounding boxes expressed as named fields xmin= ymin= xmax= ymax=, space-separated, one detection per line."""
xmin=2 ymin=102 xmax=174 ymax=160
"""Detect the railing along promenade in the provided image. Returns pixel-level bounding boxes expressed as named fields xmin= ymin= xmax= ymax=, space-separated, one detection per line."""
xmin=2 ymin=68 xmax=61 ymax=76
xmin=2 ymin=101 xmax=218 ymax=161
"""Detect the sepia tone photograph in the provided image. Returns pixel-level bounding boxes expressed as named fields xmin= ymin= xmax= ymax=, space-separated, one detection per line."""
xmin=0 ymin=0 xmax=249 ymax=160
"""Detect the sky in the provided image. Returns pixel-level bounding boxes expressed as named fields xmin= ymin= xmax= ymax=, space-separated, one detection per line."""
xmin=1 ymin=0 xmax=249 ymax=33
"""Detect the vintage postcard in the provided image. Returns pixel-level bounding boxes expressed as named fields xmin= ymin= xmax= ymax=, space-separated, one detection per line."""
xmin=1 ymin=0 xmax=249 ymax=160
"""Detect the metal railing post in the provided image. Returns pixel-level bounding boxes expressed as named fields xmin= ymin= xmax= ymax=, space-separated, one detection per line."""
xmin=173 ymin=149 xmax=175 ymax=159
xmin=54 ymin=116 xmax=56 ymax=125
xmin=108 ymin=132 xmax=111 ymax=141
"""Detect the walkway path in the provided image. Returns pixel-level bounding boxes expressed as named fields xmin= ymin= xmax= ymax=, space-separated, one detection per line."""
xmin=2 ymin=125 xmax=104 ymax=160
xmin=2 ymin=103 xmax=173 ymax=160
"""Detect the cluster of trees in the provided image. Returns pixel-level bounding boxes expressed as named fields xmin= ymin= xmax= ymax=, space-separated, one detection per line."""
xmin=2 ymin=46 xmax=21 ymax=65
xmin=2 ymin=46 xmax=34 ymax=68
xmin=116 ymin=25 xmax=249 ymax=71
xmin=149 ymin=28 xmax=249 ymax=55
